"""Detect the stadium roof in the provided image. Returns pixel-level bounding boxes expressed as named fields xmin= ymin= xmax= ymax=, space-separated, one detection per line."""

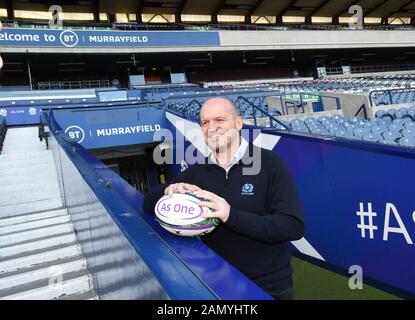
xmin=2 ymin=0 xmax=415 ymax=23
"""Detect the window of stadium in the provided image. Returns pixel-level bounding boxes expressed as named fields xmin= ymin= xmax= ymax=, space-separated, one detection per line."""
xmin=100 ymin=13 xmax=108 ymax=21
xmin=14 ymin=10 xmax=94 ymax=21
xmin=0 ymin=8 xmax=7 ymax=17
xmin=142 ymin=14 xmax=175 ymax=23
xmin=181 ymin=14 xmax=211 ymax=23
xmin=115 ymin=13 xmax=128 ymax=23
xmin=282 ymin=16 xmax=305 ymax=24
xmin=251 ymin=16 xmax=276 ymax=24
xmin=311 ymin=17 xmax=332 ymax=24
xmin=365 ymin=17 xmax=382 ymax=24
xmin=217 ymin=15 xmax=245 ymax=23
xmin=389 ymin=17 xmax=411 ymax=24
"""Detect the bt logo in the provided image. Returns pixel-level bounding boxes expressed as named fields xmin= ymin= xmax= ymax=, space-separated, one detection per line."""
xmin=65 ymin=125 xmax=85 ymax=143
xmin=59 ymin=30 xmax=78 ymax=47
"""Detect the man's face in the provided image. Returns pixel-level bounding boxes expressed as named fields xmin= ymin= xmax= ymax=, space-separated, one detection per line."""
xmin=200 ymin=100 xmax=243 ymax=153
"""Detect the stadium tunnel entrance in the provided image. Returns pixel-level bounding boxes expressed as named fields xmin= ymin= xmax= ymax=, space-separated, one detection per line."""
xmin=90 ymin=142 xmax=174 ymax=194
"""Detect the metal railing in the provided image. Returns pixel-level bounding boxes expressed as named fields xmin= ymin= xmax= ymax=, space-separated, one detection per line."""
xmin=37 ymin=80 xmax=113 ymax=90
xmin=3 ymin=19 xmax=415 ymax=32
xmin=369 ymin=87 xmax=415 ymax=106
xmin=325 ymin=64 xmax=415 ymax=76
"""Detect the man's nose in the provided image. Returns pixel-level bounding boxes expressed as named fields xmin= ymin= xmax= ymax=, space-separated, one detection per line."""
xmin=207 ymin=124 xmax=218 ymax=132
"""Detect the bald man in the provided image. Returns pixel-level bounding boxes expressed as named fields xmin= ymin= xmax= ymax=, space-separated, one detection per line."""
xmin=144 ymin=97 xmax=304 ymax=300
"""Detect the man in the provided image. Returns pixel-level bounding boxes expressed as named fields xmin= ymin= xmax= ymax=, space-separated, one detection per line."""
xmin=143 ymin=97 xmax=304 ymax=300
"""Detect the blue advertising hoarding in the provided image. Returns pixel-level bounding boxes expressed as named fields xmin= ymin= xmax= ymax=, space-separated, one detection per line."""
xmin=0 ymin=28 xmax=220 ymax=48
xmin=0 ymin=105 xmax=43 ymax=125
xmin=52 ymin=105 xmax=168 ymax=149
xmin=165 ymin=113 xmax=415 ymax=297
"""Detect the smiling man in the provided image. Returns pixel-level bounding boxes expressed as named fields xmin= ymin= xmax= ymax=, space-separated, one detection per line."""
xmin=143 ymin=97 xmax=304 ymax=300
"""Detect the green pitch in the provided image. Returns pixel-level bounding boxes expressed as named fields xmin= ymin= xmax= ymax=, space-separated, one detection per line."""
xmin=292 ymin=257 xmax=401 ymax=300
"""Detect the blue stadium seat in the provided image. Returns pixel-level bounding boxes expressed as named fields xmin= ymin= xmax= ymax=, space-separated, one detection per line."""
xmin=371 ymin=126 xmax=387 ymax=135
xmin=388 ymin=123 xmax=404 ymax=132
xmin=404 ymin=122 xmax=415 ymax=129
xmin=382 ymin=130 xmax=402 ymax=141
xmin=388 ymin=108 xmax=397 ymax=119
xmin=363 ymin=133 xmax=383 ymax=142
xmin=402 ymin=128 xmax=415 ymax=137
xmin=399 ymin=136 xmax=415 ymax=148
xmin=353 ymin=127 xmax=371 ymax=138
xmin=380 ymin=139 xmax=398 ymax=146
xmin=334 ymin=129 xmax=354 ymax=138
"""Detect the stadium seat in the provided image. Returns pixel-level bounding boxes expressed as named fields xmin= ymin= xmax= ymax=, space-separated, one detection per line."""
xmin=404 ymin=122 xmax=415 ymax=129
xmin=398 ymin=136 xmax=415 ymax=148
xmin=388 ymin=124 xmax=404 ymax=132
xmin=382 ymin=130 xmax=402 ymax=141
xmin=380 ymin=139 xmax=398 ymax=146
xmin=402 ymin=128 xmax=415 ymax=137
xmin=371 ymin=126 xmax=388 ymax=135
xmin=363 ymin=133 xmax=383 ymax=142
xmin=334 ymin=129 xmax=354 ymax=138
xmin=353 ymin=128 xmax=371 ymax=139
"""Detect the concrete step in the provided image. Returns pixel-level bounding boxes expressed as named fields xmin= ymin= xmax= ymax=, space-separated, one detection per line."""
xmin=0 ymin=208 xmax=67 ymax=228
xmin=0 ymin=180 xmax=60 ymax=194
xmin=0 ymin=198 xmax=63 ymax=218
xmin=58 ymin=288 xmax=99 ymax=300
xmin=2 ymin=145 xmax=45 ymax=153
xmin=0 ymin=170 xmax=59 ymax=185
xmin=0 ymin=270 xmax=93 ymax=300
xmin=0 ymin=243 xmax=82 ymax=275
xmin=0 ymin=188 xmax=61 ymax=206
xmin=0 ymin=156 xmax=55 ymax=170
xmin=0 ymin=150 xmax=53 ymax=160
xmin=0 ymin=162 xmax=57 ymax=176
xmin=0 ymin=256 xmax=86 ymax=291
xmin=0 ymin=221 xmax=73 ymax=247
xmin=0 ymin=214 xmax=71 ymax=236
xmin=0 ymin=232 xmax=76 ymax=259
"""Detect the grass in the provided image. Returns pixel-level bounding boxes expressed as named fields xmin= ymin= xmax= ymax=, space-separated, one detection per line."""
xmin=292 ymin=257 xmax=401 ymax=300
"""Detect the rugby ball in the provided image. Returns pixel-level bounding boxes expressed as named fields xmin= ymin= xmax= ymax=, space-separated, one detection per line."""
xmin=154 ymin=193 xmax=220 ymax=237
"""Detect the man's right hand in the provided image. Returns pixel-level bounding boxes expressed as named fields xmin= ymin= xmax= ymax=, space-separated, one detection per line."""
xmin=164 ymin=183 xmax=202 ymax=197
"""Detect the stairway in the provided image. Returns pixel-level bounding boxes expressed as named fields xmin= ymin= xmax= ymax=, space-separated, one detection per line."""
xmin=0 ymin=126 xmax=98 ymax=300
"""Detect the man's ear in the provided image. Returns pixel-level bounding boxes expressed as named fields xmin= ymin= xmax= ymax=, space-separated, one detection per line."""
xmin=236 ymin=116 xmax=243 ymax=130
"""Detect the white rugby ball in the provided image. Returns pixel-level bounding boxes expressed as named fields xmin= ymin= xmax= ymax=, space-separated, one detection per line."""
xmin=154 ymin=192 xmax=220 ymax=237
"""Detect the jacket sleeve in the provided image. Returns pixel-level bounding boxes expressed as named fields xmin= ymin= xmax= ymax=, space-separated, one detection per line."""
xmin=224 ymin=157 xmax=305 ymax=244
xmin=142 ymin=166 xmax=195 ymax=214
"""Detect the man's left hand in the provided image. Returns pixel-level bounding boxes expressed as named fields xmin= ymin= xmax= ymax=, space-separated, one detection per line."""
xmin=196 ymin=190 xmax=230 ymax=223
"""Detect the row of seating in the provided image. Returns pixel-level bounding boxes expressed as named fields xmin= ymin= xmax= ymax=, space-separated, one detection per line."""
xmin=375 ymin=107 xmax=415 ymax=120
xmin=0 ymin=116 xmax=6 ymax=153
xmin=274 ymin=114 xmax=415 ymax=148
xmin=222 ymin=76 xmax=415 ymax=106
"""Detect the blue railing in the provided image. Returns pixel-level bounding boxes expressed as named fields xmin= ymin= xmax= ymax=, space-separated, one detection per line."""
xmin=0 ymin=116 xmax=6 ymax=153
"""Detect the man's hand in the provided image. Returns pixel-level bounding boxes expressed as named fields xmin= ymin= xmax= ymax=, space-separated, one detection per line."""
xmin=164 ymin=183 xmax=202 ymax=197
xmin=196 ymin=190 xmax=231 ymax=223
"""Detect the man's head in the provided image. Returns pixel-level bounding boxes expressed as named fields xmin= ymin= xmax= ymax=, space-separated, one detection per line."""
xmin=199 ymin=97 xmax=243 ymax=154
